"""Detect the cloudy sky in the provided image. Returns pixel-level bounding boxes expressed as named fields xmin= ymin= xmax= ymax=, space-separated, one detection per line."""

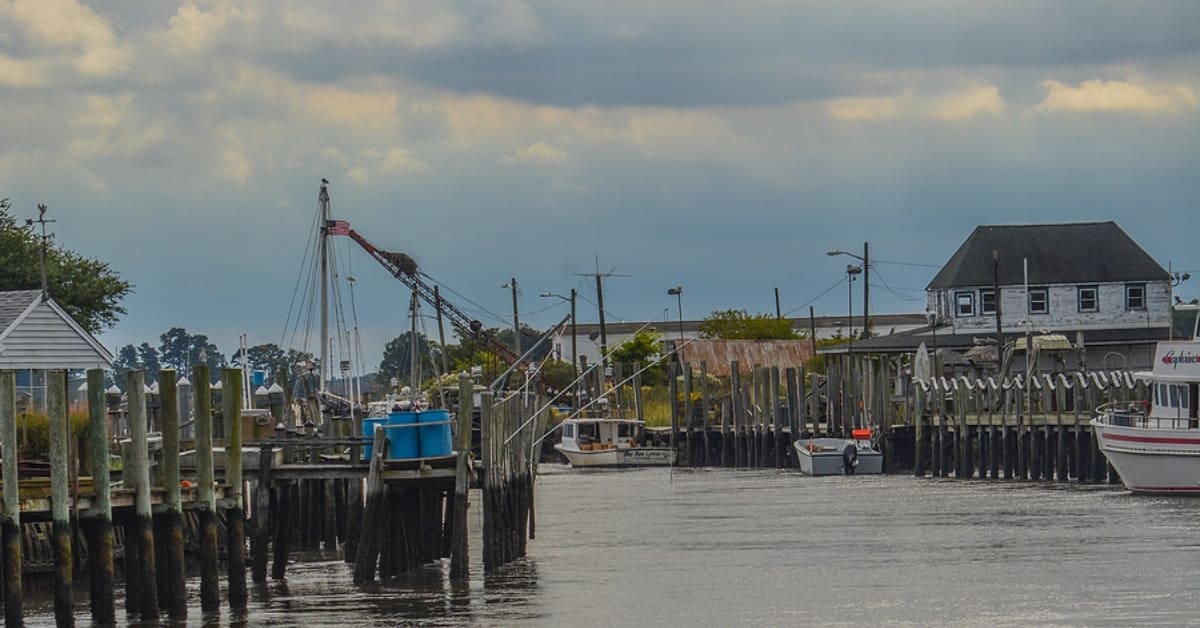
xmin=1 ymin=0 xmax=1197 ymax=369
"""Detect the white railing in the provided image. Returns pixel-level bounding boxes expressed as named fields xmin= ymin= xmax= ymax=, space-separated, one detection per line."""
xmin=1095 ymin=401 xmax=1198 ymax=430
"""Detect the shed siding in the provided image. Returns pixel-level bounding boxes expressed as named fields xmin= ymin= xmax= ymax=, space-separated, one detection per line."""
xmin=0 ymin=302 xmax=111 ymax=369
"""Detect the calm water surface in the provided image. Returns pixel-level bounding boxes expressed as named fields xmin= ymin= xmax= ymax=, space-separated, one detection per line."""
xmin=24 ymin=467 xmax=1200 ymax=626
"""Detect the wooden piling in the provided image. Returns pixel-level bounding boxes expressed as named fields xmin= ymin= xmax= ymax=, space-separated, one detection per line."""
xmin=271 ymin=481 xmax=293 ymax=580
xmin=157 ymin=370 xmax=187 ymax=619
xmin=1 ymin=371 xmax=24 ymax=626
xmin=192 ymin=364 xmax=220 ymax=612
xmin=220 ymin=369 xmax=247 ymax=611
xmin=668 ymin=362 xmax=678 ymax=464
xmin=450 ymin=373 xmax=473 ymax=580
xmin=252 ymin=445 xmax=273 ymax=583
xmin=700 ymin=361 xmax=712 ymax=467
xmin=771 ymin=368 xmax=784 ymax=468
xmin=126 ymin=370 xmax=159 ymax=620
xmin=683 ymin=363 xmax=694 ymax=466
xmin=48 ymin=370 xmax=75 ymax=626
xmin=352 ymin=427 xmax=388 ymax=584
xmin=730 ymin=362 xmax=741 ymax=467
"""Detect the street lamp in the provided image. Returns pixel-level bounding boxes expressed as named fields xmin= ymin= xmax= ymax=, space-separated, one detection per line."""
xmin=667 ymin=286 xmax=684 ymax=350
xmin=1170 ymin=270 xmax=1191 ymax=340
xmin=540 ymin=290 xmax=578 ymax=393
xmin=502 ymin=278 xmax=521 ymax=357
xmin=828 ymin=242 xmax=870 ymax=336
xmin=845 ymin=265 xmax=861 ymax=432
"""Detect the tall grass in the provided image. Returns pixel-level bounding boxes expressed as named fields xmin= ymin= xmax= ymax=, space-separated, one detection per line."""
xmin=12 ymin=408 xmax=91 ymax=460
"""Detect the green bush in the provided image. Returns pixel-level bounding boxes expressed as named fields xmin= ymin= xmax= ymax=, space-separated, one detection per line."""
xmin=16 ymin=409 xmax=92 ymax=460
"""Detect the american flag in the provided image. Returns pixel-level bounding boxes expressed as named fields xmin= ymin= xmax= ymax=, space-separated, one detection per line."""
xmin=326 ymin=219 xmax=350 ymax=236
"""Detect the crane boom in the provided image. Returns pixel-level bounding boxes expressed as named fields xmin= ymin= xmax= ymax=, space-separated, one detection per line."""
xmin=345 ymin=228 xmax=522 ymax=365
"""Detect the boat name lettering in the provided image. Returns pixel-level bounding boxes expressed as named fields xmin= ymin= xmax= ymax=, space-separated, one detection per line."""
xmin=1161 ymin=350 xmax=1200 ymax=368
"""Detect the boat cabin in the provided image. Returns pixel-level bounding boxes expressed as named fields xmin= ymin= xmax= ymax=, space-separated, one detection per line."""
xmin=560 ymin=418 xmax=644 ymax=451
xmin=1135 ymin=340 xmax=1200 ymax=428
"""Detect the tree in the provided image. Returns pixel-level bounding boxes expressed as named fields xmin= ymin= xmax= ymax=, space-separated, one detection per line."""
xmin=698 ymin=309 xmax=800 ymax=340
xmin=231 ymin=342 xmax=289 ymax=379
xmin=378 ymin=331 xmax=441 ymax=387
xmin=156 ymin=327 xmax=225 ymax=381
xmin=113 ymin=344 xmax=139 ymax=373
xmin=537 ymin=359 xmax=577 ymax=394
xmin=0 ymin=199 xmax=133 ymax=333
xmin=609 ymin=330 xmax=666 ymax=386
xmin=137 ymin=342 xmax=161 ymax=382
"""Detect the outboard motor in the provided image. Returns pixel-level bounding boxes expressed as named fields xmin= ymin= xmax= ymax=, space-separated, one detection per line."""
xmin=841 ymin=441 xmax=859 ymax=475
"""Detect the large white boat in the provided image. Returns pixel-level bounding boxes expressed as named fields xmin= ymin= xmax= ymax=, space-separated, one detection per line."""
xmin=1093 ymin=338 xmax=1200 ymax=494
xmin=554 ymin=417 xmax=676 ymax=467
xmin=793 ymin=429 xmax=883 ymax=476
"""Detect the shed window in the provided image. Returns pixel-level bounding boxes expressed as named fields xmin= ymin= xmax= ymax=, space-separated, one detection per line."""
xmin=1028 ymin=288 xmax=1048 ymax=314
xmin=955 ymin=291 xmax=975 ymax=317
xmin=1126 ymin=284 xmax=1146 ymax=310
xmin=1077 ymin=286 xmax=1098 ymax=313
xmin=980 ymin=289 xmax=996 ymax=315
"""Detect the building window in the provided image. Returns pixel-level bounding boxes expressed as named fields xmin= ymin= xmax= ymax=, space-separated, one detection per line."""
xmin=955 ymin=291 xmax=975 ymax=317
xmin=980 ymin=289 xmax=996 ymax=315
xmin=1126 ymin=283 xmax=1146 ymax=310
xmin=1028 ymin=287 xmax=1048 ymax=314
xmin=1077 ymin=286 xmax=1098 ymax=313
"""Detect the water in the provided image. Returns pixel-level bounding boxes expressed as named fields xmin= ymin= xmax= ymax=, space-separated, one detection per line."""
xmin=22 ymin=468 xmax=1200 ymax=626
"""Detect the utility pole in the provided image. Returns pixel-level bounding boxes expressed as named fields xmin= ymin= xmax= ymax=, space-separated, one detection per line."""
xmin=862 ymin=241 xmax=870 ymax=336
xmin=26 ymin=203 xmax=56 ymax=301
xmin=576 ymin=260 xmax=629 ymax=371
xmin=503 ymin=278 xmax=521 ymax=357
xmin=774 ymin=287 xmax=782 ymax=320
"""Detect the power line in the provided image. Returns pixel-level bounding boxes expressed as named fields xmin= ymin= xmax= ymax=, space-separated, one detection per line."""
xmin=872 ymin=258 xmax=941 ymax=268
xmin=783 ymin=275 xmax=847 ymax=317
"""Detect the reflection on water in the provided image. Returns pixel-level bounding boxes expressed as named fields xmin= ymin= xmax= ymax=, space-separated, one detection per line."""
xmin=21 ymin=466 xmax=1200 ymax=626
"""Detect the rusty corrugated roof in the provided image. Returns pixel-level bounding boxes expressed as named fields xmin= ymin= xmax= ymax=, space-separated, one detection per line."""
xmin=677 ymin=339 xmax=813 ymax=376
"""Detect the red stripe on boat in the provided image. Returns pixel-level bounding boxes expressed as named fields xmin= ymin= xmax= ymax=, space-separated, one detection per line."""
xmin=1104 ymin=433 xmax=1200 ymax=445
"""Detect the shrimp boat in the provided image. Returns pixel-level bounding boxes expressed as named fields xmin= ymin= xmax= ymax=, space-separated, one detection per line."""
xmin=1092 ymin=343 xmax=1200 ymax=494
xmin=554 ymin=417 xmax=676 ymax=467
xmin=793 ymin=429 xmax=883 ymax=476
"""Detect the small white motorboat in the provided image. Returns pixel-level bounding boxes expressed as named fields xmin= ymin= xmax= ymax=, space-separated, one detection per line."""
xmin=554 ymin=417 xmax=676 ymax=468
xmin=794 ymin=429 xmax=883 ymax=476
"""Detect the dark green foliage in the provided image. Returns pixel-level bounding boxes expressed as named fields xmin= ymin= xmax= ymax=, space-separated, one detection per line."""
xmin=0 ymin=198 xmax=132 ymax=333
xmin=609 ymin=330 xmax=666 ymax=386
xmin=698 ymin=309 xmax=800 ymax=340
xmin=378 ymin=331 xmax=441 ymax=386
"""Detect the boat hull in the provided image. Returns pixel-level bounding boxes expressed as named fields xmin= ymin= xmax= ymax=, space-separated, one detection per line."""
xmin=1092 ymin=420 xmax=1200 ymax=494
xmin=793 ymin=439 xmax=883 ymax=476
xmin=554 ymin=444 xmax=676 ymax=468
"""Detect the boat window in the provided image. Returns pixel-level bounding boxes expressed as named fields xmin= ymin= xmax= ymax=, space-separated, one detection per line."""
xmin=563 ymin=424 xmax=574 ymax=438
xmin=1170 ymin=386 xmax=1180 ymax=408
xmin=1159 ymin=384 xmax=1168 ymax=406
xmin=1181 ymin=387 xmax=1190 ymax=409
xmin=578 ymin=423 xmax=597 ymax=439
xmin=618 ymin=423 xmax=631 ymax=437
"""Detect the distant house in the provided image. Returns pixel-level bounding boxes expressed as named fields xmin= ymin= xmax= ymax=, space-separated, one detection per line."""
xmin=0 ymin=289 xmax=114 ymax=410
xmin=841 ymin=221 xmax=1172 ymax=372
xmin=927 ymin=221 xmax=1170 ymax=335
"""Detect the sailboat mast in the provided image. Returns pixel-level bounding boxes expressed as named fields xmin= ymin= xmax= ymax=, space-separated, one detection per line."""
xmin=319 ymin=180 xmax=331 ymax=393
xmin=409 ymin=289 xmax=421 ymax=402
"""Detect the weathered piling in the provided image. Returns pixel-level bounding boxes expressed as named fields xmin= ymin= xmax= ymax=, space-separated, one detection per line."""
xmin=193 ymin=364 xmax=220 ymax=612
xmin=47 ymin=370 xmax=74 ymax=626
xmin=352 ymin=427 xmax=387 ymax=584
xmin=270 ymin=480 xmax=292 ymax=580
xmin=1 ymin=371 xmax=24 ymax=626
xmin=157 ymin=370 xmax=187 ymax=620
xmin=699 ymin=361 xmax=712 ymax=466
xmin=449 ymin=373 xmax=473 ymax=580
xmin=221 ymin=369 xmax=248 ymax=611
xmin=126 ymin=369 xmax=159 ymax=620
xmin=730 ymin=362 xmax=742 ymax=467
xmin=251 ymin=444 xmax=272 ymax=582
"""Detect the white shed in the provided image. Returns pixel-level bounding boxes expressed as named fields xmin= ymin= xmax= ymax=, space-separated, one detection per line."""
xmin=0 ymin=289 xmax=114 ymax=409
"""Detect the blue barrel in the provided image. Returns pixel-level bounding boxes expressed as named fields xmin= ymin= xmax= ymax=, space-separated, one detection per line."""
xmin=386 ymin=411 xmax=420 ymax=459
xmin=418 ymin=410 xmax=453 ymax=458
xmin=252 ymin=370 xmax=266 ymax=387
xmin=362 ymin=416 xmax=387 ymax=460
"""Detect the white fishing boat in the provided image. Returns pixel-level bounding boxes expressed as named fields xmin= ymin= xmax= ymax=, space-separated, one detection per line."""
xmin=793 ymin=429 xmax=883 ymax=476
xmin=1093 ymin=339 xmax=1200 ymax=494
xmin=554 ymin=417 xmax=676 ymax=467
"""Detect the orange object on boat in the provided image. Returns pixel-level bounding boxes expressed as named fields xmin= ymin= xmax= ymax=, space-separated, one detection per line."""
xmin=851 ymin=428 xmax=872 ymax=440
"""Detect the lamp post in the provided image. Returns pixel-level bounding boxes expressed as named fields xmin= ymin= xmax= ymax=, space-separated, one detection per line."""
xmin=502 ymin=278 xmax=521 ymax=357
xmin=1170 ymin=269 xmax=1191 ymax=340
xmin=828 ymin=242 xmax=870 ymax=336
xmin=667 ymin=286 xmax=684 ymax=347
xmin=540 ymin=290 xmax=578 ymax=392
xmin=845 ymin=265 xmax=861 ymax=431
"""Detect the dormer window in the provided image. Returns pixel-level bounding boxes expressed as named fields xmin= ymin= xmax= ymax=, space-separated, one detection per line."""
xmin=955 ymin=291 xmax=975 ymax=317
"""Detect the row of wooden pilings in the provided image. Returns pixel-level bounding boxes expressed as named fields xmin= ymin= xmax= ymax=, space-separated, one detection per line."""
xmin=0 ymin=364 xmax=237 ymax=626
xmin=0 ymin=369 xmax=541 ymax=626
xmin=910 ymin=371 xmax=1140 ymax=483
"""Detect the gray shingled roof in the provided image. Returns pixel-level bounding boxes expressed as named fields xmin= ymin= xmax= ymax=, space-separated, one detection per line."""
xmin=927 ymin=221 xmax=1168 ymax=289
xmin=0 ymin=290 xmax=40 ymax=333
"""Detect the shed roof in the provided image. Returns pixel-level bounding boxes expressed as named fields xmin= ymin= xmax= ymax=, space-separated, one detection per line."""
xmin=0 ymin=290 xmax=40 ymax=331
xmin=676 ymin=339 xmax=813 ymax=376
xmin=927 ymin=221 xmax=1168 ymax=289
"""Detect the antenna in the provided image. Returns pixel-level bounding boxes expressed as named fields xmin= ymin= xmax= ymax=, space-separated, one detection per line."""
xmin=575 ymin=256 xmax=630 ymax=370
xmin=25 ymin=203 xmax=57 ymax=300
